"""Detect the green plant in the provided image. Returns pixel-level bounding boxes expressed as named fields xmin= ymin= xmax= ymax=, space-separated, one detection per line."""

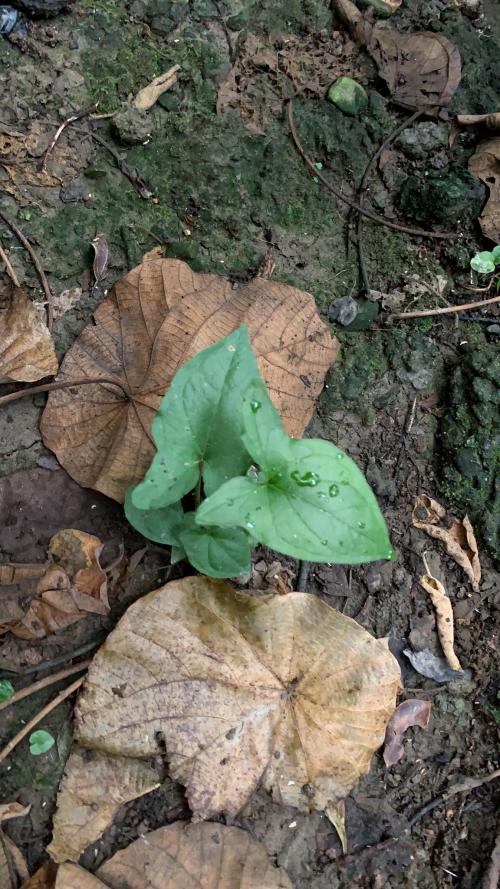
xmin=29 ymin=730 xmax=55 ymax=755
xmin=0 ymin=679 xmax=14 ymax=703
xmin=470 ymin=245 xmax=500 ymax=274
xmin=125 ymin=326 xmax=392 ymax=577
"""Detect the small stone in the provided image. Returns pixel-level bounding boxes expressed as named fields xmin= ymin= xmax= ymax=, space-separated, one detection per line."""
xmin=396 ymin=122 xmax=447 ymax=160
xmin=112 ymin=104 xmax=151 ymax=145
xmin=327 ymin=76 xmax=368 ymax=117
xmin=365 ymin=565 xmax=382 ymax=594
xmin=328 ymin=295 xmax=358 ymax=326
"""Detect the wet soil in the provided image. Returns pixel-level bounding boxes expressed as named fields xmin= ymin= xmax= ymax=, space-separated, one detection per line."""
xmin=0 ymin=0 xmax=499 ymax=887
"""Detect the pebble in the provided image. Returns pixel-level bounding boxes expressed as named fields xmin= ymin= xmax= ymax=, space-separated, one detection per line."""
xmin=365 ymin=565 xmax=382 ymax=594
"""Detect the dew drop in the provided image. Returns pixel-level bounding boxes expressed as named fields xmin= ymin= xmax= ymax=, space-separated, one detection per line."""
xmin=358 ymin=521 xmax=366 ymax=529
xmin=328 ymin=484 xmax=339 ymax=497
xmin=387 ymin=548 xmax=394 ymax=560
xmin=291 ymin=470 xmax=320 ymax=487
xmin=317 ymin=491 xmax=327 ymax=500
xmin=336 ymin=453 xmax=344 ymax=460
xmin=321 ymin=539 xmax=328 ymax=546
xmin=250 ymin=400 xmax=261 ymax=413
xmin=245 ymin=521 xmax=255 ymax=530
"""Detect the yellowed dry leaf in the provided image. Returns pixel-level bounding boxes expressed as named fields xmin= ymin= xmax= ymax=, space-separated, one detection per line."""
xmin=0 ymin=802 xmax=31 ymax=823
xmin=412 ymin=496 xmax=481 ymax=592
xmin=0 ymin=288 xmax=58 ymax=383
xmin=142 ymin=245 xmax=166 ymax=262
xmin=59 ymin=577 xmax=400 ymax=831
xmin=419 ymin=574 xmax=461 ymax=671
xmin=40 ymin=258 xmax=339 ymax=502
xmin=469 ymin=138 xmax=500 ymax=243
xmin=134 ymin=65 xmax=180 ymax=111
xmin=49 ymin=749 xmax=160 ymax=863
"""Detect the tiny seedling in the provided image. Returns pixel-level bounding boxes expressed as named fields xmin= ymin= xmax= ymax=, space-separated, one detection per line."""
xmin=0 ymin=679 xmax=14 ymax=703
xmin=125 ymin=326 xmax=392 ymax=578
xmin=470 ymin=245 xmax=500 ymax=275
xmin=29 ymin=730 xmax=55 ymax=756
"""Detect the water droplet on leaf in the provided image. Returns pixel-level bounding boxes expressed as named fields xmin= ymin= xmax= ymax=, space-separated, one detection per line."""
xmin=317 ymin=491 xmax=327 ymax=499
xmin=328 ymin=484 xmax=339 ymax=497
xmin=358 ymin=521 xmax=366 ymax=529
xmin=291 ymin=470 xmax=320 ymax=487
xmin=250 ymin=400 xmax=261 ymax=413
xmin=321 ymin=539 xmax=328 ymax=546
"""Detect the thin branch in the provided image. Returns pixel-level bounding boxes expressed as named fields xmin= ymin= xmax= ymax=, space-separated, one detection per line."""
xmin=41 ymin=105 xmax=98 ymax=173
xmin=0 ymin=637 xmax=105 ymax=678
xmin=0 ymin=660 xmax=90 ymax=713
xmin=287 ymin=101 xmax=452 ymax=240
xmin=391 ymin=292 xmax=500 ymax=319
xmin=0 ymin=243 xmax=20 ymax=287
xmin=0 ymin=675 xmax=84 ymax=765
xmin=0 ymin=376 xmax=130 ymax=409
xmin=0 ymin=209 xmax=54 ymax=330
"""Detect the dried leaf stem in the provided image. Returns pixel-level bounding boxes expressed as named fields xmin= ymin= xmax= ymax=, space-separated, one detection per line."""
xmin=391 ymin=292 xmax=500 ymax=319
xmin=0 ymin=243 xmax=20 ymax=287
xmin=0 ymin=377 xmax=130 ymax=409
xmin=287 ymin=101 xmax=452 ymax=239
xmin=0 ymin=209 xmax=54 ymax=330
xmin=0 ymin=660 xmax=90 ymax=713
xmin=0 ymin=676 xmax=85 ymax=765
xmin=42 ymin=105 xmax=98 ymax=172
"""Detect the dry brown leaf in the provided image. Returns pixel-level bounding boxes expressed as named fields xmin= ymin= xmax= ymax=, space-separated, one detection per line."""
xmin=1 ymin=833 xmax=18 ymax=889
xmin=419 ymin=573 xmax=461 ymax=671
xmin=40 ymin=258 xmax=339 ymax=502
xmin=21 ymin=860 xmax=58 ymax=889
xmin=134 ymin=65 xmax=180 ymax=111
xmin=383 ymin=699 xmax=432 ymax=766
xmin=142 ymin=245 xmax=166 ymax=262
xmin=49 ymin=749 xmax=161 ymax=863
xmin=0 ymin=287 xmax=58 ymax=383
xmin=1 ymin=833 xmax=29 ymax=884
xmin=0 ymin=802 xmax=31 ymax=823
xmin=91 ymin=233 xmax=109 ymax=285
xmin=56 ymin=866 xmax=103 ymax=889
xmin=412 ymin=496 xmax=481 ymax=591
xmin=334 ymin=0 xmax=460 ymax=114
xmin=469 ymin=138 xmax=500 ymax=243
xmin=57 ymin=577 xmax=400 ymax=833
xmin=456 ymin=112 xmax=500 ymax=134
xmin=325 ymin=799 xmax=347 ymax=854
xmin=50 ymin=287 xmax=82 ymax=319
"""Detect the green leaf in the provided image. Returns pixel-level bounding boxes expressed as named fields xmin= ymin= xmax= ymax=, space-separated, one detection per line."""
xmin=29 ymin=730 xmax=55 ymax=755
xmin=196 ymin=380 xmax=392 ymax=563
xmin=124 ymin=487 xmax=184 ymax=545
xmin=131 ymin=327 xmax=259 ymax=510
xmin=176 ymin=514 xmax=251 ymax=578
xmin=171 ymin=543 xmax=186 ymax=564
xmin=470 ymin=251 xmax=496 ymax=274
xmin=491 ymin=245 xmax=500 ymax=265
xmin=0 ymin=680 xmax=14 ymax=703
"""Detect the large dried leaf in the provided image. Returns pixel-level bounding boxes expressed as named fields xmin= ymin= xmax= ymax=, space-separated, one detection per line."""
xmin=0 ymin=288 xmax=58 ymax=383
xmin=469 ymin=138 xmax=500 ymax=243
xmin=40 ymin=259 xmax=338 ymax=502
xmin=334 ymin=0 xmax=461 ymax=114
xmin=56 ymin=823 xmax=292 ymax=889
xmin=49 ymin=749 xmax=161 ymax=863
xmin=64 ymin=577 xmax=399 ymax=829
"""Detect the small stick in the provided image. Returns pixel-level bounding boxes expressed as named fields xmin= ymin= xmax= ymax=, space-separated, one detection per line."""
xmin=0 ymin=660 xmax=90 ymax=713
xmin=287 ymin=102 xmax=452 ymax=240
xmin=0 ymin=376 xmax=129 ymax=409
xmin=41 ymin=105 xmax=98 ymax=173
xmin=391 ymin=292 xmax=500 ymax=319
xmin=0 ymin=638 xmax=105 ymax=678
xmin=0 ymin=243 xmax=20 ymax=287
xmin=0 ymin=675 xmax=84 ymax=765
xmin=0 ymin=209 xmax=54 ymax=330
xmin=296 ymin=560 xmax=311 ymax=592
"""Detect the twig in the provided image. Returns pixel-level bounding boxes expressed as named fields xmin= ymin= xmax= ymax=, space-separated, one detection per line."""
xmin=287 ymin=102 xmax=452 ymax=240
xmin=41 ymin=105 xmax=98 ymax=172
xmin=0 ymin=209 xmax=54 ymax=330
xmin=391 ymin=292 xmax=500 ymax=319
xmin=0 ymin=660 xmax=90 ymax=713
xmin=0 ymin=675 xmax=84 ymax=765
xmin=0 ymin=243 xmax=20 ymax=287
xmin=0 ymin=376 xmax=129 ymax=409
xmin=296 ymin=560 xmax=311 ymax=592
xmin=355 ymin=111 xmax=422 ymax=294
xmin=0 ymin=637 xmax=105 ymax=677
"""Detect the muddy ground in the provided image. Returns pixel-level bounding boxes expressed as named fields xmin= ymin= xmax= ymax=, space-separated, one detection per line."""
xmin=0 ymin=0 xmax=499 ymax=886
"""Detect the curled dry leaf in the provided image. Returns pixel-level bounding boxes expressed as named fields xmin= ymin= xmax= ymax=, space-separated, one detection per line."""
xmin=91 ymin=233 xmax=109 ymax=285
xmin=403 ymin=648 xmax=469 ymax=683
xmin=334 ymin=0 xmax=461 ymax=114
xmin=419 ymin=573 xmax=461 ymax=671
xmin=49 ymin=749 xmax=161 ymax=863
xmin=134 ymin=65 xmax=180 ymax=111
xmin=383 ymin=699 xmax=432 ymax=766
xmin=0 ymin=288 xmax=58 ymax=383
xmin=50 ymin=576 xmax=400 ymax=848
xmin=412 ymin=495 xmax=481 ymax=591
xmin=40 ymin=259 xmax=338 ymax=502
xmin=56 ymin=823 xmax=292 ymax=889
xmin=0 ymin=802 xmax=31 ymax=823
xmin=469 ymin=138 xmax=500 ymax=243
xmin=456 ymin=112 xmax=500 ymax=135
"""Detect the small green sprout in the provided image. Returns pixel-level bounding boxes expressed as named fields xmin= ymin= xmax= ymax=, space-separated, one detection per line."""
xmin=0 ymin=680 xmax=14 ymax=703
xmin=470 ymin=245 xmax=500 ymax=274
xmin=29 ymin=730 xmax=55 ymax=756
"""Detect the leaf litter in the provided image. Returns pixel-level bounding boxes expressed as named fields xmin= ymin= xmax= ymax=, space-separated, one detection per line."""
xmin=419 ymin=572 xmax=462 ymax=672
xmin=49 ymin=576 xmax=400 ymax=861
xmin=468 ymin=137 xmax=500 ymax=243
xmin=40 ymin=258 xmax=338 ymax=502
xmin=0 ymin=287 xmax=58 ymax=383
xmin=383 ymin=699 xmax=432 ymax=767
xmin=411 ymin=494 xmax=481 ymax=591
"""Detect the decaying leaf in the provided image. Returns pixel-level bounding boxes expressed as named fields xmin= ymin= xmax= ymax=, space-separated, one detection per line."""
xmin=50 ymin=287 xmax=82 ymax=320
xmin=20 ymin=860 xmax=58 ymax=889
xmin=383 ymin=699 xmax=432 ymax=766
xmin=403 ymin=647 xmax=469 ymax=683
xmin=325 ymin=799 xmax=347 ymax=854
xmin=51 ymin=576 xmax=400 ymax=843
xmin=0 ymin=287 xmax=58 ymax=383
xmin=134 ymin=65 xmax=180 ymax=112
xmin=469 ymin=138 xmax=500 ymax=243
xmin=0 ymin=833 xmax=28 ymax=887
xmin=334 ymin=0 xmax=461 ymax=114
xmin=0 ymin=802 xmax=31 ymax=823
xmin=49 ymin=749 xmax=161 ymax=863
xmin=419 ymin=573 xmax=461 ymax=671
xmin=56 ymin=823 xmax=292 ymax=889
xmin=455 ymin=112 xmax=500 ymax=135
xmin=91 ymin=233 xmax=109 ymax=285
xmin=412 ymin=495 xmax=481 ymax=591
xmin=40 ymin=259 xmax=339 ymax=502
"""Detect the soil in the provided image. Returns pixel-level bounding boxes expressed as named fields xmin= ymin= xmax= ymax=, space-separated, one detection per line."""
xmin=0 ymin=0 xmax=499 ymax=887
